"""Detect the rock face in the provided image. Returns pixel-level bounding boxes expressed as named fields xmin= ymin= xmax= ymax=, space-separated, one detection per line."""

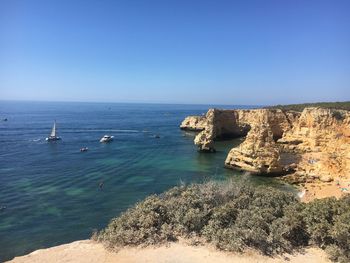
xmin=181 ymin=107 xmax=350 ymax=181
xmin=193 ymin=108 xmax=299 ymax=152
xmin=180 ymin=116 xmax=206 ymax=131
xmin=278 ymin=108 xmax=350 ymax=182
xmin=194 ymin=109 xmax=249 ymax=152
xmin=236 ymin=109 xmax=300 ymax=140
xmin=225 ymin=124 xmax=283 ymax=174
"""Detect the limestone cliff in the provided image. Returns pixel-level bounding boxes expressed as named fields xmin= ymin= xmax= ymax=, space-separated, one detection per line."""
xmin=278 ymin=107 xmax=350 ymax=182
xmin=192 ymin=108 xmax=299 ymax=151
xmin=181 ymin=107 xmax=350 ymax=181
xmin=224 ymin=124 xmax=283 ymax=174
xmin=193 ymin=109 xmax=249 ymax=152
xmin=180 ymin=116 xmax=206 ymax=131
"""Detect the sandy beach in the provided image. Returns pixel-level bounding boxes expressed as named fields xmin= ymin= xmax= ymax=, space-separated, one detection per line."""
xmin=300 ymin=179 xmax=350 ymax=202
xmin=8 ymin=240 xmax=331 ymax=263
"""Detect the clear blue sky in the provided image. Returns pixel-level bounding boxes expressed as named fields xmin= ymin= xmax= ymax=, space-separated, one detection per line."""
xmin=0 ymin=0 xmax=349 ymax=105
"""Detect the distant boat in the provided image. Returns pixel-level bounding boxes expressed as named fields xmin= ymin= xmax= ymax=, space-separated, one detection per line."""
xmin=100 ymin=135 xmax=114 ymax=143
xmin=46 ymin=121 xmax=61 ymax=141
xmin=80 ymin=147 xmax=88 ymax=152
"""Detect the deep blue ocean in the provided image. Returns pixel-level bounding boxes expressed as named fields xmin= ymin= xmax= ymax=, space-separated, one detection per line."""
xmin=0 ymin=101 xmax=294 ymax=261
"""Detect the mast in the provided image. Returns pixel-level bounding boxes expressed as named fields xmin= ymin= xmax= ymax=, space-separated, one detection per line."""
xmin=50 ymin=121 xmax=56 ymax=137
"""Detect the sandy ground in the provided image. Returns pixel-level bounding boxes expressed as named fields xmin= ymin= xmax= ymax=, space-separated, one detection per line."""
xmin=8 ymin=240 xmax=331 ymax=263
xmin=300 ymin=179 xmax=350 ymax=202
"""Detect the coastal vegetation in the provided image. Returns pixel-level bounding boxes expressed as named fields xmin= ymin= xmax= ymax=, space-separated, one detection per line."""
xmin=95 ymin=181 xmax=350 ymax=263
xmin=266 ymin=101 xmax=350 ymax=112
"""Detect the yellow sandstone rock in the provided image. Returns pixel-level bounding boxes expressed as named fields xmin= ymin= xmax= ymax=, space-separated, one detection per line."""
xmin=182 ymin=107 xmax=350 ymax=182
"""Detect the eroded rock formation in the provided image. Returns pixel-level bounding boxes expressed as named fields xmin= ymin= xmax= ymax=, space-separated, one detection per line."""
xmin=191 ymin=108 xmax=299 ymax=151
xmin=225 ymin=124 xmax=283 ymax=174
xmin=180 ymin=107 xmax=350 ymax=181
xmin=180 ymin=116 xmax=206 ymax=131
xmin=193 ymin=109 xmax=249 ymax=152
xmin=278 ymin=108 xmax=350 ymax=182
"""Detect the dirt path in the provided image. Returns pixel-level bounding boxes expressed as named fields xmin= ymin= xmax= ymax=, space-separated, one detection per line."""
xmin=8 ymin=240 xmax=330 ymax=263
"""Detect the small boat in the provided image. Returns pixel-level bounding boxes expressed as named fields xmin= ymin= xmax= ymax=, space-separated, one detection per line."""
xmin=46 ymin=121 xmax=61 ymax=141
xmin=100 ymin=135 xmax=114 ymax=143
xmin=80 ymin=147 xmax=88 ymax=152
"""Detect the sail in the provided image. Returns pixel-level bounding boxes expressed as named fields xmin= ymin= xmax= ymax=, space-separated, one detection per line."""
xmin=50 ymin=121 xmax=56 ymax=137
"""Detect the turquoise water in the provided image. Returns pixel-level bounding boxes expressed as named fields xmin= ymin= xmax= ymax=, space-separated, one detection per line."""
xmin=0 ymin=101 xmax=293 ymax=261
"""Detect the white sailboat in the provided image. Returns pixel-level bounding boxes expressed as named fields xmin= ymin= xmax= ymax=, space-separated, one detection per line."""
xmin=46 ymin=121 xmax=61 ymax=141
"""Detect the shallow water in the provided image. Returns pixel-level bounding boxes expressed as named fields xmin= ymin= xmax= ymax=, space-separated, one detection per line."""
xmin=0 ymin=101 xmax=294 ymax=261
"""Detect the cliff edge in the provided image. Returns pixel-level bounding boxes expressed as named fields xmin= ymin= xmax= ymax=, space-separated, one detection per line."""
xmin=180 ymin=107 xmax=350 ymax=183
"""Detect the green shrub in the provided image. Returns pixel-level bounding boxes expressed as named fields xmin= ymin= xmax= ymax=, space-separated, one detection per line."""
xmin=95 ymin=181 xmax=350 ymax=262
xmin=327 ymin=196 xmax=350 ymax=263
xmin=302 ymin=197 xmax=339 ymax=247
xmin=97 ymin=195 xmax=175 ymax=247
xmin=266 ymin=101 xmax=350 ymax=112
xmin=332 ymin=111 xmax=344 ymax=121
xmin=202 ymin=187 xmax=304 ymax=255
xmin=327 ymin=211 xmax=350 ymax=263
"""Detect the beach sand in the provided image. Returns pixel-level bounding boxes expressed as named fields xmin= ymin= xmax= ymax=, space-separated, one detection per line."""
xmin=8 ymin=240 xmax=330 ymax=263
xmin=300 ymin=179 xmax=350 ymax=202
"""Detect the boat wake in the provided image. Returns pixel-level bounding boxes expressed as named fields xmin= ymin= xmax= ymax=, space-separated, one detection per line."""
xmin=63 ymin=129 xmax=141 ymax=133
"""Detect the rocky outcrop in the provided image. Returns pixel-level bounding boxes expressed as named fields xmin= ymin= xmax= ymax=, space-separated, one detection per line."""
xmin=236 ymin=109 xmax=300 ymax=140
xmin=278 ymin=108 xmax=350 ymax=182
xmin=194 ymin=109 xmax=249 ymax=152
xmin=193 ymin=108 xmax=300 ymax=152
xmin=225 ymin=124 xmax=284 ymax=174
xmin=180 ymin=116 xmax=206 ymax=131
xmin=181 ymin=107 xmax=350 ymax=181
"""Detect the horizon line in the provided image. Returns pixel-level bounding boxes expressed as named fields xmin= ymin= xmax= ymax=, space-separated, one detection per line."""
xmin=0 ymin=99 xmax=266 ymax=107
xmin=1 ymin=99 xmax=349 ymax=107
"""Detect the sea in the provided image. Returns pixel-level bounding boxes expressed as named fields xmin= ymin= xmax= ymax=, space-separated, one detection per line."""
xmin=0 ymin=101 xmax=295 ymax=261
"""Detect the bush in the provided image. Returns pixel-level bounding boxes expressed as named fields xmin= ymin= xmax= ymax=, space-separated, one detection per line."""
xmin=302 ymin=197 xmax=339 ymax=247
xmin=95 ymin=181 xmax=350 ymax=262
xmin=202 ymin=187 xmax=305 ymax=254
xmin=266 ymin=101 xmax=350 ymax=112
xmin=332 ymin=111 xmax=345 ymax=121
xmin=321 ymin=196 xmax=350 ymax=263
xmin=97 ymin=195 xmax=175 ymax=247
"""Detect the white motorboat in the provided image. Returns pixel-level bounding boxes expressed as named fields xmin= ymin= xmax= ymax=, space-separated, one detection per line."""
xmin=100 ymin=135 xmax=114 ymax=143
xmin=46 ymin=121 xmax=61 ymax=141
